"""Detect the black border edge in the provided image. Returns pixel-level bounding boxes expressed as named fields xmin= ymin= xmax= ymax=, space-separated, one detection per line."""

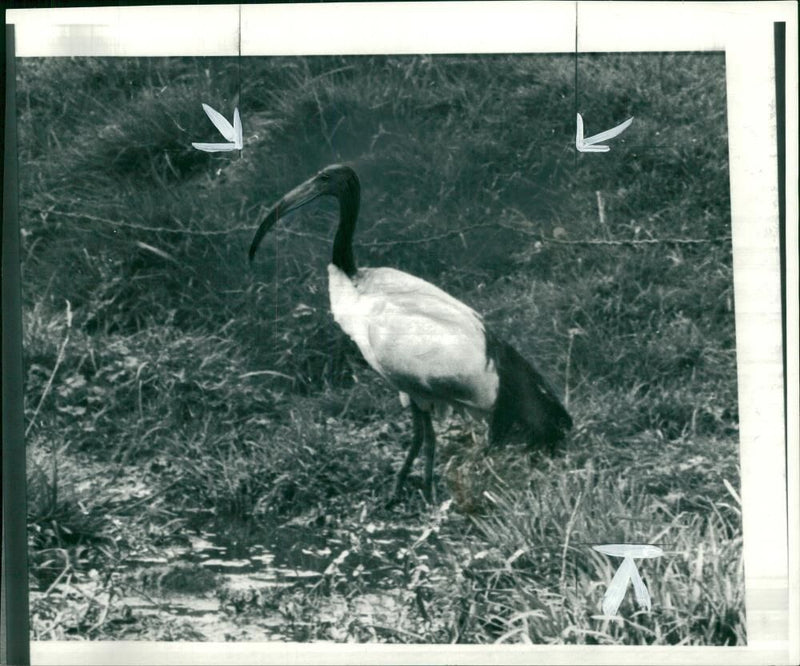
xmin=2 ymin=23 xmax=31 ymax=666
xmin=773 ymin=21 xmax=788 ymax=556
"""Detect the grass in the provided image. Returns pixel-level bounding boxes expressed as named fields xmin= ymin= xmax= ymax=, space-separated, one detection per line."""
xmin=17 ymin=52 xmax=741 ymax=643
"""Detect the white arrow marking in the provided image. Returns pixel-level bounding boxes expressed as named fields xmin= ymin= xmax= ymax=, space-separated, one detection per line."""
xmin=628 ymin=558 xmax=652 ymax=611
xmin=601 ymin=554 xmax=636 ymax=617
xmin=192 ymin=104 xmax=242 ymax=152
xmin=576 ymin=113 xmax=633 ymax=153
xmin=593 ymin=544 xmax=664 ymax=559
xmin=593 ymin=543 xmax=662 ymax=616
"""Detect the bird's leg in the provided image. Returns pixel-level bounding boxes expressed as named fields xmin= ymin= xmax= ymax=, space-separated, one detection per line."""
xmin=421 ymin=410 xmax=436 ymax=504
xmin=387 ymin=403 xmax=425 ymax=507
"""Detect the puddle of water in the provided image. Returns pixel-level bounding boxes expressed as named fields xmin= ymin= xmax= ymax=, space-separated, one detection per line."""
xmin=125 ymin=556 xmax=169 ymax=567
xmin=118 ymin=594 xmax=219 ymax=617
xmin=199 ymin=558 xmax=254 ymax=574
xmin=116 ymin=593 xmax=291 ymax=641
xmin=188 ymin=535 xmax=223 ymax=552
xmin=169 ymin=520 xmax=419 ymax=587
xmin=223 ymin=573 xmax=292 ymax=589
xmin=250 ymin=553 xmax=276 ymax=567
xmin=114 ymin=517 xmax=439 ymax=641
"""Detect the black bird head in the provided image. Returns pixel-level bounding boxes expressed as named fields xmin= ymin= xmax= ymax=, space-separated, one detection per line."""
xmin=248 ymin=164 xmax=360 ymax=262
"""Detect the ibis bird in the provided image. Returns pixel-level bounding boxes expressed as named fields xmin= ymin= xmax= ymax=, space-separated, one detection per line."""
xmin=249 ymin=164 xmax=572 ymax=505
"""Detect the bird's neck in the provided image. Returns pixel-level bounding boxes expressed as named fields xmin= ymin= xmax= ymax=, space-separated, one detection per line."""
xmin=331 ymin=177 xmax=360 ymax=278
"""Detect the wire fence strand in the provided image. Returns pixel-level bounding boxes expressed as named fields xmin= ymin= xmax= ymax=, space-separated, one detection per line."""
xmin=23 ymin=204 xmax=732 ymax=247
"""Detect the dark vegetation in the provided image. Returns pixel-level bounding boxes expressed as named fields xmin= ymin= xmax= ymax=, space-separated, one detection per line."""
xmin=19 ymin=54 xmax=743 ymax=643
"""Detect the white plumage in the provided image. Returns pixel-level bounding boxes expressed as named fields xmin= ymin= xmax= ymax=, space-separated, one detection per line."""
xmin=328 ymin=264 xmax=499 ymax=417
xmin=249 ymin=164 xmax=572 ymax=505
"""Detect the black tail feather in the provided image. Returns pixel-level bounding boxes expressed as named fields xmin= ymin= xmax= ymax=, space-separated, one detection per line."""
xmin=486 ymin=332 xmax=572 ymax=449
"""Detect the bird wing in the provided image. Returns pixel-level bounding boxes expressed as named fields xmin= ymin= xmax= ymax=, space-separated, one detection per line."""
xmin=353 ymin=268 xmax=499 ymax=412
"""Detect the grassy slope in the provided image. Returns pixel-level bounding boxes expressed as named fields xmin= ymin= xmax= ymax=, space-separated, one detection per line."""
xmin=19 ymin=54 xmax=742 ymax=643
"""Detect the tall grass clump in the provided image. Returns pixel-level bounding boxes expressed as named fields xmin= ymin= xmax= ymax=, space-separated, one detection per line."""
xmin=434 ymin=459 xmax=745 ymax=645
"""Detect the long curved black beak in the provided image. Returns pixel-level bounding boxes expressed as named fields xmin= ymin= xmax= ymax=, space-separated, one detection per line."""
xmin=248 ymin=175 xmax=328 ymax=262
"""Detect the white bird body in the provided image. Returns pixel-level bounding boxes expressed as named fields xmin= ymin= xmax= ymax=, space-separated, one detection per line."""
xmin=249 ymin=164 xmax=572 ymax=505
xmin=328 ymin=264 xmax=499 ymax=417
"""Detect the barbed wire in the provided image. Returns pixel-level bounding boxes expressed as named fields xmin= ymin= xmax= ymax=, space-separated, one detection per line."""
xmin=23 ymin=204 xmax=732 ymax=247
xmin=515 ymin=234 xmax=733 ymax=247
xmin=363 ymin=223 xmax=497 ymax=247
xmin=23 ymin=206 xmax=251 ymax=236
xmin=495 ymin=221 xmax=732 ymax=247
